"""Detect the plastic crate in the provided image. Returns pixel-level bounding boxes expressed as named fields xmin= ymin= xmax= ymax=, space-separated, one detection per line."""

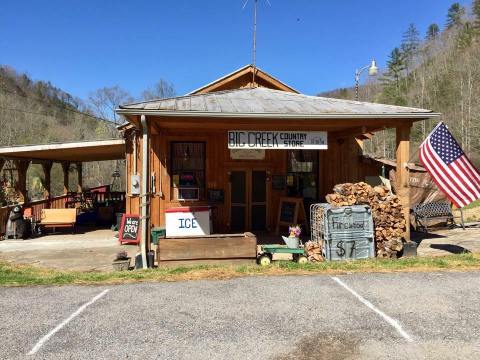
xmin=151 ymin=227 xmax=166 ymax=245
xmin=310 ymin=203 xmax=375 ymax=261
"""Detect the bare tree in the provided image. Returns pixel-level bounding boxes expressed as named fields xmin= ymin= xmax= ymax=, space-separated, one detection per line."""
xmin=141 ymin=79 xmax=176 ymax=100
xmin=88 ymin=85 xmax=133 ymax=124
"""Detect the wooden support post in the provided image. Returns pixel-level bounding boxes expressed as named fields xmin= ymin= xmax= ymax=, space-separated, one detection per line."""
xmin=14 ymin=160 xmax=30 ymax=203
xmin=396 ymin=124 xmax=411 ymax=241
xmin=76 ymin=162 xmax=83 ymax=193
xmin=62 ymin=162 xmax=70 ymax=195
xmin=41 ymin=161 xmax=53 ymax=199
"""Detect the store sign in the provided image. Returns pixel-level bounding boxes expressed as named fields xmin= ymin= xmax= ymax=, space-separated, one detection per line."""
xmin=228 ymin=131 xmax=328 ymax=150
xmin=230 ymin=149 xmax=265 ymax=160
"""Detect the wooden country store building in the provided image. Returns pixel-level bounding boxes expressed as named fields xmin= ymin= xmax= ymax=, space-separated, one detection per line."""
xmin=115 ymin=65 xmax=439 ymax=264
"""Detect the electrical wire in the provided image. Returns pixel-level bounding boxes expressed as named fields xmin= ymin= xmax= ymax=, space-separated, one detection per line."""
xmin=0 ymin=105 xmax=116 ymax=125
xmin=0 ymin=86 xmax=115 ymax=124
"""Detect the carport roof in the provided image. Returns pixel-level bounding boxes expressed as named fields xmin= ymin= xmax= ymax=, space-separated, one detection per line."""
xmin=0 ymin=139 xmax=125 ymax=162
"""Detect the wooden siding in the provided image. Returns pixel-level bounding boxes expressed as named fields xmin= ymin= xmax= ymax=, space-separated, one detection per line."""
xmin=124 ymin=123 xmax=381 ymax=234
xmin=189 ymin=65 xmax=299 ymax=94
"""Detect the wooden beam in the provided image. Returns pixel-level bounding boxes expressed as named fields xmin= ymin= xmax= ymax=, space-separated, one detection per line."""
xmin=396 ymin=124 xmax=411 ymax=241
xmin=62 ymin=162 xmax=70 ymax=195
xmin=14 ymin=160 xmax=30 ymax=203
xmin=41 ymin=161 xmax=53 ymax=199
xmin=76 ymin=162 xmax=83 ymax=193
xmin=356 ymin=132 xmax=374 ymax=140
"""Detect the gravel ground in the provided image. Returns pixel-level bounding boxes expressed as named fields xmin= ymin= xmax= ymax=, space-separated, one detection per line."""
xmin=1 ymin=271 xmax=479 ymax=359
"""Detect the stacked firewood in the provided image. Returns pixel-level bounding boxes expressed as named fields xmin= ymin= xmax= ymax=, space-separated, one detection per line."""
xmin=304 ymin=241 xmax=323 ymax=262
xmin=326 ymin=182 xmax=406 ymax=258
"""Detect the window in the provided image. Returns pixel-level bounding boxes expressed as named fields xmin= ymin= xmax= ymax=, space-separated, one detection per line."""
xmin=288 ymin=150 xmax=317 ymax=173
xmin=171 ymin=142 xmax=205 ymax=200
xmin=287 ymin=150 xmax=318 ymax=201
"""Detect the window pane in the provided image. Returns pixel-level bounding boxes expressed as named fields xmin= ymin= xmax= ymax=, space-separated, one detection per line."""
xmin=171 ymin=142 xmax=205 ymax=199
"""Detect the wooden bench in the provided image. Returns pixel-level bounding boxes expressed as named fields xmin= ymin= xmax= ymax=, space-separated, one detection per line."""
xmin=413 ymin=202 xmax=464 ymax=232
xmin=40 ymin=209 xmax=77 ymax=233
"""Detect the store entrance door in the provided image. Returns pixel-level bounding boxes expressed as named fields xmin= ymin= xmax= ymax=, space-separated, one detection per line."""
xmin=287 ymin=150 xmax=319 ymax=220
xmin=229 ymin=170 xmax=267 ymax=232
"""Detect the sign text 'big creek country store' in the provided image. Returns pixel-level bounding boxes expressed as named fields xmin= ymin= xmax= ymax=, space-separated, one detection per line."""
xmin=228 ymin=131 xmax=328 ymax=150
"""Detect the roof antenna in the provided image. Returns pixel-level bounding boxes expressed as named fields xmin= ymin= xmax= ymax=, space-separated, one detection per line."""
xmin=243 ymin=0 xmax=271 ymax=88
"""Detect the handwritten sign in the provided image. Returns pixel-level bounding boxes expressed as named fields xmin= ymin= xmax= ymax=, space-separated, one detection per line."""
xmin=119 ymin=214 xmax=140 ymax=245
xmin=228 ymin=131 xmax=327 ymax=150
xmin=230 ymin=149 xmax=265 ymax=160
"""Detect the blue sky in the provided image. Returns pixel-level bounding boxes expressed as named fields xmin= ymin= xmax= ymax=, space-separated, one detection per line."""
xmin=1 ymin=0 xmax=471 ymax=99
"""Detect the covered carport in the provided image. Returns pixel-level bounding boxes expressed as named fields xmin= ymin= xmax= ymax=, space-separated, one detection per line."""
xmin=0 ymin=139 xmax=126 ymax=234
xmin=0 ymin=139 xmax=125 ymax=202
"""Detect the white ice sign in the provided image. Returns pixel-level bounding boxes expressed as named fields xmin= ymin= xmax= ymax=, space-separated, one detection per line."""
xmin=228 ymin=130 xmax=328 ymax=150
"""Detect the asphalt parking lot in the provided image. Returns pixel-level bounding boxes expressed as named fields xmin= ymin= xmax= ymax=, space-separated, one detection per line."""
xmin=1 ymin=271 xmax=479 ymax=359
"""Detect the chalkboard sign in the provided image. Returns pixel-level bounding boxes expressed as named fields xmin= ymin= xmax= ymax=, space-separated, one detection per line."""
xmin=272 ymin=175 xmax=286 ymax=190
xmin=280 ymin=201 xmax=296 ymax=223
xmin=207 ymin=188 xmax=224 ymax=204
xmin=276 ymin=197 xmax=308 ymax=235
xmin=119 ymin=214 xmax=140 ymax=245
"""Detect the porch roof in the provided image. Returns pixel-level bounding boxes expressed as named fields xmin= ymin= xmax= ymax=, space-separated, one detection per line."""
xmin=0 ymin=139 xmax=125 ymax=163
xmin=117 ymin=87 xmax=439 ymax=120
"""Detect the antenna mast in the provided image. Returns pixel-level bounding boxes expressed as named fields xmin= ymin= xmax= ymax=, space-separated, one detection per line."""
xmin=252 ymin=0 xmax=257 ymax=87
xmin=243 ymin=0 xmax=269 ymax=88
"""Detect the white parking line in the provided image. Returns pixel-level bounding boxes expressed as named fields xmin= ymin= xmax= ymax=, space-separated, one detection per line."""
xmin=28 ymin=289 xmax=110 ymax=355
xmin=332 ymin=277 xmax=414 ymax=342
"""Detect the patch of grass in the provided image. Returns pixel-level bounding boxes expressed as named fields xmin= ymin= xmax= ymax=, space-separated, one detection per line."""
xmin=1 ymin=253 xmax=480 ymax=287
xmin=462 ymin=199 xmax=480 ymax=210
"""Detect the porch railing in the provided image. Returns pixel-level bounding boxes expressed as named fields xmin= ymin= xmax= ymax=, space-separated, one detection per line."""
xmin=0 ymin=188 xmax=126 ymax=236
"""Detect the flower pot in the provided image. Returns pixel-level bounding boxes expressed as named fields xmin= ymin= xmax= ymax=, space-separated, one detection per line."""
xmin=282 ymin=236 xmax=300 ymax=249
xmin=112 ymin=258 xmax=131 ymax=271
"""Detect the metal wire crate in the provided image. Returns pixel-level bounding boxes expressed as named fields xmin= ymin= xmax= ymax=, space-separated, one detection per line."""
xmin=310 ymin=203 xmax=375 ymax=260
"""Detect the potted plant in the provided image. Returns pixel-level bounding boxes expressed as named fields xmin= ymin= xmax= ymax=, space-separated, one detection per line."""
xmin=112 ymin=251 xmax=131 ymax=271
xmin=282 ymin=225 xmax=302 ymax=248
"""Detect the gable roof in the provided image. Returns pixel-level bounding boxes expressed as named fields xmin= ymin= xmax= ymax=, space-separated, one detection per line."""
xmin=188 ymin=64 xmax=299 ymax=94
xmin=117 ymin=87 xmax=438 ymax=119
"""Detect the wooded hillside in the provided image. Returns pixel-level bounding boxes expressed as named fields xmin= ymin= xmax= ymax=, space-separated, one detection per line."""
xmin=321 ymin=1 xmax=480 ymax=166
xmin=0 ymin=66 xmax=174 ymax=202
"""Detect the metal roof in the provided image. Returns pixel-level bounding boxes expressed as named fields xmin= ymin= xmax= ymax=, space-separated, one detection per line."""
xmin=117 ymin=87 xmax=438 ymax=119
xmin=0 ymin=139 xmax=125 ymax=162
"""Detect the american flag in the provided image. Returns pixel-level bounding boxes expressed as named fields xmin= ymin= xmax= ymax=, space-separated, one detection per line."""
xmin=419 ymin=122 xmax=480 ymax=208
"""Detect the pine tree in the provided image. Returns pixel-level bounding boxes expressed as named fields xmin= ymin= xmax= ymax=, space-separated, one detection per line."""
xmin=401 ymin=23 xmax=420 ymax=59
xmin=446 ymin=3 xmax=464 ymax=29
xmin=426 ymin=23 xmax=440 ymax=40
xmin=473 ymin=0 xmax=480 ymax=31
xmin=386 ymin=48 xmax=406 ymax=83
xmin=457 ymin=22 xmax=476 ymax=48
xmin=380 ymin=48 xmax=407 ymax=105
